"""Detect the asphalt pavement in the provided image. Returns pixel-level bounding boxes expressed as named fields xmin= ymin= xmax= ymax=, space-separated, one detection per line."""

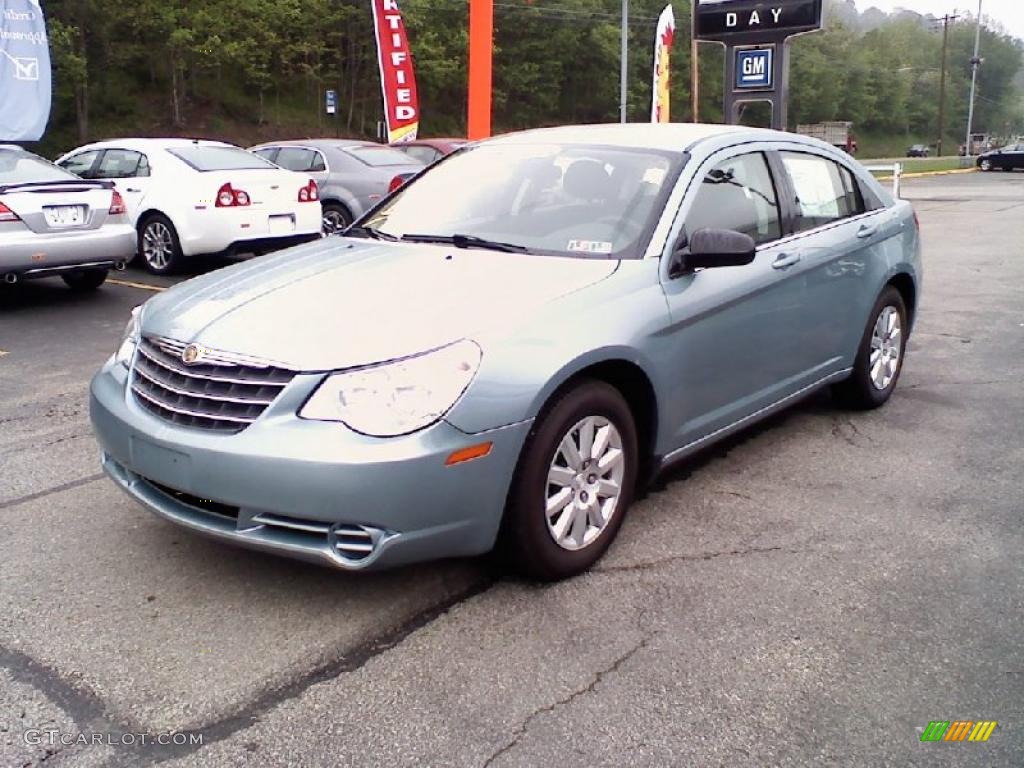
xmin=1 ymin=171 xmax=1022 ymax=767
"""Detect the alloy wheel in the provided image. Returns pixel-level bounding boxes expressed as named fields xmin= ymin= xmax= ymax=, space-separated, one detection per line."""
xmin=545 ymin=416 xmax=626 ymax=551
xmin=322 ymin=209 xmax=349 ymax=235
xmin=142 ymin=222 xmax=173 ymax=270
xmin=869 ymin=306 xmax=902 ymax=391
xmin=980 ymin=159 xmax=992 ymax=171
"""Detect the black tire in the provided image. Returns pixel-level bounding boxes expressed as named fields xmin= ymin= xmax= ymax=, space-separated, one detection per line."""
xmin=321 ymin=202 xmax=352 ymax=235
xmin=501 ymin=380 xmax=638 ymax=581
xmin=61 ymin=268 xmax=108 ymax=292
xmin=138 ymin=214 xmax=183 ymax=274
xmin=979 ymin=159 xmax=992 ymax=172
xmin=832 ymin=286 xmax=908 ymax=410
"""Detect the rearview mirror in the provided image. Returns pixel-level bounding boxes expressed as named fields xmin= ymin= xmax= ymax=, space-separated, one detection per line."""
xmin=679 ymin=229 xmax=757 ymax=272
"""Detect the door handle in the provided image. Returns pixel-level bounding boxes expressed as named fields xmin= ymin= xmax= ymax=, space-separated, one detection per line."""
xmin=771 ymin=253 xmax=801 ymax=270
xmin=856 ymin=223 xmax=879 ymax=239
xmin=125 ymin=188 xmax=142 ymax=193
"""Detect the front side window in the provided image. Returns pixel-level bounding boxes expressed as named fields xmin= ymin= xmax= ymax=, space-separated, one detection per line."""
xmin=684 ymin=152 xmax=781 ymax=245
xmin=96 ymin=149 xmax=148 ymax=179
xmin=364 ymin=142 xmax=683 ymax=259
xmin=781 ymin=152 xmax=863 ymax=232
xmin=59 ymin=150 xmax=101 ymax=178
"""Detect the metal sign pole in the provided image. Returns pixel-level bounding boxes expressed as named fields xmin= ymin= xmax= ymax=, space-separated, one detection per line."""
xmin=620 ymin=0 xmax=629 ymax=123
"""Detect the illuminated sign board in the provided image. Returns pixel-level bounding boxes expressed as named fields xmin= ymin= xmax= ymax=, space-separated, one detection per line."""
xmin=695 ymin=0 xmax=823 ymax=42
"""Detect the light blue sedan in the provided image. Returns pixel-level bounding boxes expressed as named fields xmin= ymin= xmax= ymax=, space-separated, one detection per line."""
xmin=90 ymin=124 xmax=922 ymax=580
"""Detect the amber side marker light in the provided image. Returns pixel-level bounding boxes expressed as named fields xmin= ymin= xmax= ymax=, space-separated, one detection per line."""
xmin=445 ymin=442 xmax=493 ymax=466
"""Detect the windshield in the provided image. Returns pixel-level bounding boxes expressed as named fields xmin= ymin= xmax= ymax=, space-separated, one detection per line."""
xmin=167 ymin=145 xmax=277 ymax=172
xmin=0 ymin=149 xmax=78 ymax=184
xmin=362 ymin=143 xmax=682 ymax=259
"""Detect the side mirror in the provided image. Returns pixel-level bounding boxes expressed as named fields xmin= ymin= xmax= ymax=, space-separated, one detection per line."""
xmin=670 ymin=228 xmax=757 ymax=276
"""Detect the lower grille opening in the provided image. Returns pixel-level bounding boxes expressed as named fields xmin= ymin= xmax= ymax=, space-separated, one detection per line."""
xmin=149 ymin=481 xmax=240 ymax=520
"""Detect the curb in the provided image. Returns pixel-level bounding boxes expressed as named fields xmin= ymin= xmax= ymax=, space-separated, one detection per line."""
xmin=874 ymin=167 xmax=978 ymax=181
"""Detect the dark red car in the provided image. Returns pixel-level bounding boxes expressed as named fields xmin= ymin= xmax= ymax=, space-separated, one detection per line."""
xmin=392 ymin=138 xmax=468 ymax=165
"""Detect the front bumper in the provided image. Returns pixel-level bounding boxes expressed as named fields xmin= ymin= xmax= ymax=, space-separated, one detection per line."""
xmin=89 ymin=359 xmax=531 ymax=571
xmin=0 ymin=224 xmax=136 ymax=276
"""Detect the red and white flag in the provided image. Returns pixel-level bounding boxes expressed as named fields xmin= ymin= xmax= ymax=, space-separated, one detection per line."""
xmin=371 ymin=0 xmax=420 ymax=143
xmin=651 ymin=5 xmax=675 ymax=123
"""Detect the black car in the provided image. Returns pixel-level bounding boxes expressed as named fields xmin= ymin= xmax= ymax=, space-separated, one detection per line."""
xmin=907 ymin=144 xmax=930 ymax=158
xmin=977 ymin=144 xmax=1024 ymax=171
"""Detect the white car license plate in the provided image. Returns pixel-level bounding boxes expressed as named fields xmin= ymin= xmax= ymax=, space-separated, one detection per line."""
xmin=268 ymin=215 xmax=296 ymax=235
xmin=43 ymin=205 xmax=85 ymax=228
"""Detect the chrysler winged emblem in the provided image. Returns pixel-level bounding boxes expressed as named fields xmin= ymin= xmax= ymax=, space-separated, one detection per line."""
xmin=181 ymin=344 xmax=203 ymax=365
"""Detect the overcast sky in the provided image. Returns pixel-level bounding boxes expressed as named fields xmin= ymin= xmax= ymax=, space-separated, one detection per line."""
xmin=859 ymin=0 xmax=1024 ymax=39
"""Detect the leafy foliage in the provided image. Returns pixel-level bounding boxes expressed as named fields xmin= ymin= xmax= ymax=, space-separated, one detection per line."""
xmin=35 ymin=0 xmax=1023 ymax=155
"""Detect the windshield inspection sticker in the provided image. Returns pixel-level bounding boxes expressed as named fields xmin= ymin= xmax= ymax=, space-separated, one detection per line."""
xmin=567 ymin=240 xmax=613 ymax=254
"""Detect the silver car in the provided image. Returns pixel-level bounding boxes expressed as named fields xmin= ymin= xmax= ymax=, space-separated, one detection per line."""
xmin=248 ymin=139 xmax=424 ymax=234
xmin=91 ymin=124 xmax=922 ymax=580
xmin=1 ymin=145 xmax=135 ymax=290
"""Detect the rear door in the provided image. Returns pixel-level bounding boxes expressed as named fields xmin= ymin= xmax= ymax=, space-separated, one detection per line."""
xmin=94 ymin=148 xmax=153 ymax=225
xmin=775 ymin=149 xmax=896 ymax=370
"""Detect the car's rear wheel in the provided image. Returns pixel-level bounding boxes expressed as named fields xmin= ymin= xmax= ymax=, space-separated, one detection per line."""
xmin=322 ymin=203 xmax=352 ymax=235
xmin=139 ymin=214 xmax=182 ymax=274
xmin=61 ymin=268 xmax=108 ymax=292
xmin=502 ymin=380 xmax=638 ymax=581
xmin=832 ymin=286 xmax=908 ymax=410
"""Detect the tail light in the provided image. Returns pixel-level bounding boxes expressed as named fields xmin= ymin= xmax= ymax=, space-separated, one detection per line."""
xmin=108 ymin=190 xmax=127 ymax=215
xmin=215 ymin=182 xmax=251 ymax=208
xmin=298 ymin=180 xmax=319 ymax=203
xmin=388 ymin=175 xmax=407 ymax=193
xmin=0 ymin=201 xmax=19 ymax=223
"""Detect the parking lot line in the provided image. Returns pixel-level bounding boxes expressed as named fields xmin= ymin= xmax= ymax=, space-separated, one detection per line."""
xmin=107 ymin=278 xmax=167 ymax=292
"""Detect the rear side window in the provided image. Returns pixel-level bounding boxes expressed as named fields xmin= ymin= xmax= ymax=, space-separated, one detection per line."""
xmin=167 ymin=146 xmax=276 ymax=172
xmin=685 ymin=152 xmax=782 ymax=245
xmin=402 ymin=146 xmax=440 ymax=164
xmin=274 ymin=147 xmax=326 ymax=173
xmin=781 ymin=152 xmax=866 ymax=231
xmin=97 ymin=149 xmax=149 ymax=179
xmin=0 ymin=149 xmax=77 ymax=183
xmin=59 ymin=150 xmax=101 ymax=178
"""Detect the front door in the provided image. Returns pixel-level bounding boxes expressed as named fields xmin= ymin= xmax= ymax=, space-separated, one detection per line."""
xmin=659 ymin=150 xmax=811 ymax=450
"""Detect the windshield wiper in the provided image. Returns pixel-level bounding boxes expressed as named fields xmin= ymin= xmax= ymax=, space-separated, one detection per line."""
xmin=344 ymin=225 xmax=399 ymax=241
xmin=400 ymin=233 xmax=528 ymax=253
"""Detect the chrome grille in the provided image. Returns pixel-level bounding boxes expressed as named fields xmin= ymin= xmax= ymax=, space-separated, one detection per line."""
xmin=130 ymin=336 xmax=295 ymax=433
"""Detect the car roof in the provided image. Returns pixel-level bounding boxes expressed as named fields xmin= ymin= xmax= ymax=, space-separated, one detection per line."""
xmin=66 ymin=138 xmax=239 ymax=153
xmin=485 ymin=123 xmax=784 ymax=152
xmin=249 ymin=139 xmax=380 ymax=151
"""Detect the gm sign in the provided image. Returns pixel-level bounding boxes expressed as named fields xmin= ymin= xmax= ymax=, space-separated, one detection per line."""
xmin=735 ymin=48 xmax=773 ymax=90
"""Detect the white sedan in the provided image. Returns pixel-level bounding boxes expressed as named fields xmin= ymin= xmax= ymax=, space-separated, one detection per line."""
xmin=56 ymin=139 xmax=322 ymax=274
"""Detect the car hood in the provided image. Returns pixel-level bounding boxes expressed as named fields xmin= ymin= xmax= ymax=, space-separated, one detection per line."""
xmin=141 ymin=238 xmax=619 ymax=371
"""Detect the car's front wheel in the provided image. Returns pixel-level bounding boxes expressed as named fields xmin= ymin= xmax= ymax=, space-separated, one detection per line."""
xmin=502 ymin=380 xmax=638 ymax=581
xmin=61 ymin=268 xmax=108 ymax=292
xmin=979 ymin=158 xmax=993 ymax=171
xmin=832 ymin=286 xmax=908 ymax=410
xmin=139 ymin=214 xmax=183 ymax=274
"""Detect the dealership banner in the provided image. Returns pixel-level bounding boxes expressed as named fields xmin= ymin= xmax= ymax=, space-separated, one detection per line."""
xmin=371 ymin=0 xmax=419 ymax=144
xmin=0 ymin=0 xmax=51 ymax=141
xmin=650 ymin=4 xmax=675 ymax=123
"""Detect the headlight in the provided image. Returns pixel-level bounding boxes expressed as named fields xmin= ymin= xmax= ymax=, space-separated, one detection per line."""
xmin=114 ymin=306 xmax=142 ymax=368
xmin=300 ymin=340 xmax=482 ymax=436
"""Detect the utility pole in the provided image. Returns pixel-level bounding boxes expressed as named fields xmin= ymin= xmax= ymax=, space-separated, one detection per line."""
xmin=691 ymin=7 xmax=699 ymax=122
xmin=935 ymin=13 xmax=959 ymax=157
xmin=620 ymin=0 xmax=628 ymax=123
xmin=965 ymin=0 xmax=983 ymax=155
